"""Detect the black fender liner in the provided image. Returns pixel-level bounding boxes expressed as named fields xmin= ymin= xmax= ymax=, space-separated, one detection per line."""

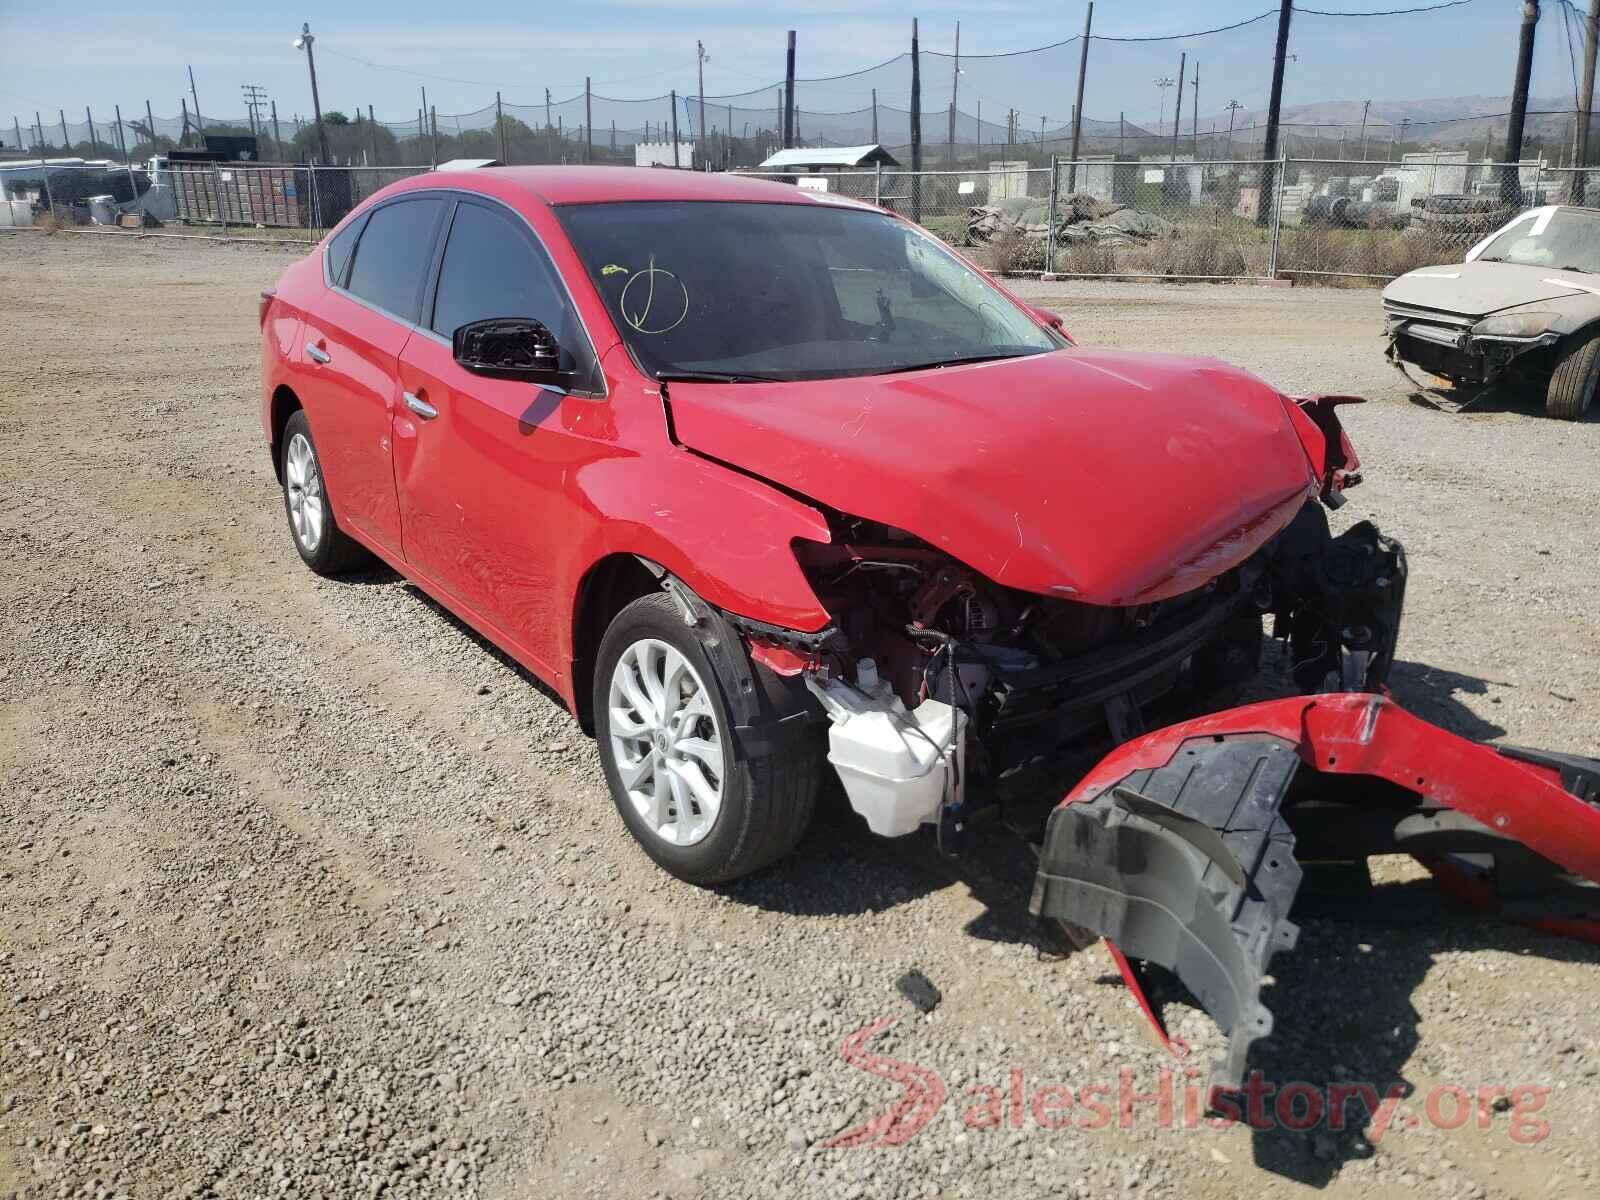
xmin=634 ymin=557 xmax=825 ymax=761
xmin=1030 ymin=735 xmax=1303 ymax=1090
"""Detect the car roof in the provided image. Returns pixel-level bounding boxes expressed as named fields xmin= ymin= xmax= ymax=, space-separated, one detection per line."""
xmin=388 ymin=165 xmax=875 ymax=209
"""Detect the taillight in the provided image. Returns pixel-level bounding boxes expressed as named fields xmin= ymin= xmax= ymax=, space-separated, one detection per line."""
xmin=259 ymin=287 xmax=277 ymax=327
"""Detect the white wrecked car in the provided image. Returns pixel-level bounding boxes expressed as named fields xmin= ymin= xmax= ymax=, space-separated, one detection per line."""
xmin=1382 ymin=204 xmax=1600 ymax=418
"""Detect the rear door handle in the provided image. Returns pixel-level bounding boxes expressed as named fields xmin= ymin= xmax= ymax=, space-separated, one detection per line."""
xmin=305 ymin=342 xmax=331 ymax=364
xmin=403 ymin=391 xmax=438 ymax=420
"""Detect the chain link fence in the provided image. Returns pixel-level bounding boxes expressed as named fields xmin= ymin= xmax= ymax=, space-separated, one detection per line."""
xmin=4 ymin=155 xmax=1590 ymax=287
xmin=0 ymin=161 xmax=431 ymax=243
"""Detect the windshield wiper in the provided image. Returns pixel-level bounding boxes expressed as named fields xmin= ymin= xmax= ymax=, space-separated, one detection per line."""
xmin=1553 ymin=264 xmax=1594 ymax=275
xmin=872 ymin=351 xmax=1034 ymax=376
xmin=654 ymin=370 xmax=788 ymax=384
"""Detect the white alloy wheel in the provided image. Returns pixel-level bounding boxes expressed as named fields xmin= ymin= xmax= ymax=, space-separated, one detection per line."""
xmin=607 ymin=637 xmax=726 ymax=847
xmin=283 ymin=431 xmax=325 ymax=552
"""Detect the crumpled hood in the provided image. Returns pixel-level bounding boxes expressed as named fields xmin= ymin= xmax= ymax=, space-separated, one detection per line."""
xmin=1383 ymin=260 xmax=1597 ymax=318
xmin=665 ymin=349 xmax=1319 ymax=605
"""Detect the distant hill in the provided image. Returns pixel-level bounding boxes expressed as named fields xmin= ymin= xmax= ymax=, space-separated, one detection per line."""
xmin=1191 ymin=95 xmax=1578 ymax=154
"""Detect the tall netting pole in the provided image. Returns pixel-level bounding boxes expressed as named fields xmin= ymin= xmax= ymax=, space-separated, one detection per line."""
xmin=1258 ymin=0 xmax=1293 ymax=228
xmin=947 ymin=21 xmax=959 ymax=169
xmin=1067 ymin=2 xmax=1093 ymax=191
xmin=1501 ymin=0 xmax=1541 ymax=204
xmin=783 ymin=31 xmax=796 ymax=149
xmin=671 ymin=90 xmax=680 ymax=167
xmin=910 ymin=17 xmax=922 ymax=223
xmin=1576 ymin=0 xmax=1600 ymax=203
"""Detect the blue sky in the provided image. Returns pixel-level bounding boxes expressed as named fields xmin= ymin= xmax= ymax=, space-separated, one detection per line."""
xmin=0 ymin=0 xmax=1583 ymax=132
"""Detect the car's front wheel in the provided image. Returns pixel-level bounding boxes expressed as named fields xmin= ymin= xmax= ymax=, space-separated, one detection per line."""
xmin=1545 ymin=330 xmax=1600 ymax=420
xmin=593 ymin=592 xmax=820 ymax=884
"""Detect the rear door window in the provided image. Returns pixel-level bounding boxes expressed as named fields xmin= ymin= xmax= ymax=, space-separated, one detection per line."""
xmin=344 ymin=197 xmax=446 ymax=322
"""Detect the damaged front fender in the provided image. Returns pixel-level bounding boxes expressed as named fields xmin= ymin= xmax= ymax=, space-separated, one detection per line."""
xmin=1030 ymin=693 xmax=1600 ymax=1090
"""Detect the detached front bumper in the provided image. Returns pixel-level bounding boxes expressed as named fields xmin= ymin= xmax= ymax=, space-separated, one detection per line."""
xmin=1030 ymin=693 xmax=1600 ymax=1090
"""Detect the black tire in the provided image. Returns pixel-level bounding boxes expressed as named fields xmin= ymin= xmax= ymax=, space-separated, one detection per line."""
xmin=1545 ymin=330 xmax=1600 ymax=420
xmin=279 ymin=410 xmax=369 ymax=575
xmin=593 ymin=591 xmax=821 ymax=885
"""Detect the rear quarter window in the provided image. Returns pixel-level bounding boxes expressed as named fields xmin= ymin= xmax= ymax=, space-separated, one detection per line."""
xmin=323 ymin=213 xmax=367 ymax=288
xmin=344 ymin=197 xmax=447 ymax=322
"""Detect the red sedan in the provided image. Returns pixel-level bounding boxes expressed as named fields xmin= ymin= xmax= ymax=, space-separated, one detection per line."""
xmin=261 ymin=167 xmax=1600 ymax=1086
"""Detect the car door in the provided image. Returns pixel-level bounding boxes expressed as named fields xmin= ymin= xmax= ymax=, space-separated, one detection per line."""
xmin=393 ymin=195 xmax=606 ymax=677
xmin=300 ymin=194 xmax=446 ymax=555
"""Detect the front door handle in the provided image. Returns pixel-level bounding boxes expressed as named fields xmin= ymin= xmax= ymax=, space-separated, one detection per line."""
xmin=403 ymin=391 xmax=438 ymax=420
xmin=305 ymin=342 xmax=331 ymax=364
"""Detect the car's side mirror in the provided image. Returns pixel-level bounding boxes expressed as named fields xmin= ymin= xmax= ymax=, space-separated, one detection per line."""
xmin=1030 ymin=305 xmax=1072 ymax=342
xmin=452 ymin=317 xmax=574 ymax=390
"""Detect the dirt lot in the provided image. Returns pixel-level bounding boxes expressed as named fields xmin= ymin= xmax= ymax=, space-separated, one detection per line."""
xmin=3 ymin=231 xmax=1598 ymax=1200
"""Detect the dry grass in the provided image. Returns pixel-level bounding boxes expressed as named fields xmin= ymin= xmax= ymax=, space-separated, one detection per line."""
xmin=1052 ymin=241 xmax=1118 ymax=276
xmin=1277 ymin=224 xmax=1457 ymax=286
xmin=991 ymin=226 xmax=1045 ymax=274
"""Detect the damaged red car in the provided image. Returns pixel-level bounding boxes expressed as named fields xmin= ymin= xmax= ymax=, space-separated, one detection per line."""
xmin=261 ymin=167 xmax=1600 ymax=1090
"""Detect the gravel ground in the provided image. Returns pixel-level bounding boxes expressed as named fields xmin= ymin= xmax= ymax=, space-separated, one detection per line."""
xmin=2 ymin=231 xmax=1598 ymax=1200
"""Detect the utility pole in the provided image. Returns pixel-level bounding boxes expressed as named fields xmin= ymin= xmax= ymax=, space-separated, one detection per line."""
xmin=272 ymin=101 xmax=283 ymax=161
xmin=1068 ymin=2 xmax=1094 ymax=191
xmin=188 ymin=65 xmax=205 ymax=137
xmin=421 ymin=87 xmax=435 ymax=165
xmin=871 ymin=88 xmax=878 ymax=144
xmin=295 ymin=24 xmax=329 ymax=164
xmin=948 ymin=20 xmax=960 ymax=169
xmin=1169 ymin=52 xmax=1186 ymax=161
xmin=671 ymin=89 xmax=680 ymax=167
xmin=910 ymin=18 xmax=922 ymax=221
xmin=696 ymin=43 xmax=707 ymax=169
xmin=496 ymin=92 xmax=507 ymax=162
xmin=1259 ymin=0 xmax=1294 ymax=227
xmin=1224 ymin=99 xmax=1243 ymax=160
xmin=586 ymin=77 xmax=594 ymax=164
xmin=1191 ymin=61 xmax=1200 ymax=159
xmin=1574 ymin=0 xmax=1599 ymax=201
xmin=1503 ymin=0 xmax=1540 ymax=203
xmin=1359 ymin=98 xmax=1371 ymax=159
xmin=368 ymin=103 xmax=378 ymax=166
xmin=783 ymin=30 xmax=797 ymax=149
xmin=242 ymin=85 xmax=270 ymax=144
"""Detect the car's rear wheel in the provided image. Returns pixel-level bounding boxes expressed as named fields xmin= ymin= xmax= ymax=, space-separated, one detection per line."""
xmin=593 ymin=591 xmax=820 ymax=884
xmin=1545 ymin=330 xmax=1600 ymax=420
xmin=280 ymin=411 xmax=369 ymax=574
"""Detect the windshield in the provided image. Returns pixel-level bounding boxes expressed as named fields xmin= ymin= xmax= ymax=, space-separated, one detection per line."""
xmin=556 ymin=200 xmax=1059 ymax=381
xmin=1476 ymin=207 xmax=1600 ymax=272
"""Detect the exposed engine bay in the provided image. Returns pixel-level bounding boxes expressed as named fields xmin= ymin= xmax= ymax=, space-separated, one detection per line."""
xmin=768 ymin=497 xmax=1405 ymax=841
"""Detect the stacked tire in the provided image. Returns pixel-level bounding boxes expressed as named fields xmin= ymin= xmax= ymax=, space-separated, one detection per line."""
xmin=1407 ymin=194 xmax=1516 ymax=251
